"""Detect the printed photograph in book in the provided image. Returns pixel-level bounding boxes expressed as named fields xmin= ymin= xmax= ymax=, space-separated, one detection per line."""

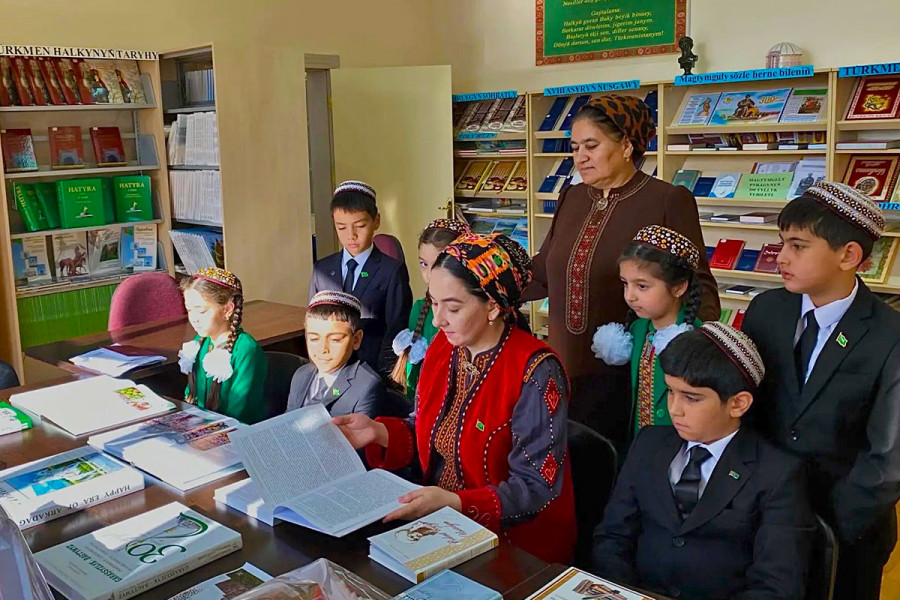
xmin=87 ymin=228 xmax=122 ymax=276
xmin=858 ymin=237 xmax=899 ymax=285
xmin=53 ymin=232 xmax=90 ymax=278
xmin=709 ymin=89 xmax=791 ymax=125
xmin=780 ymin=88 xmax=828 ymax=123
xmin=3 ymin=452 xmax=123 ymax=500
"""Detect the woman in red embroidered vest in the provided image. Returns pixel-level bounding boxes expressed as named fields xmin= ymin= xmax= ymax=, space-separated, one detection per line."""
xmin=333 ymin=233 xmax=576 ymax=564
xmin=521 ymin=94 xmax=720 ymax=448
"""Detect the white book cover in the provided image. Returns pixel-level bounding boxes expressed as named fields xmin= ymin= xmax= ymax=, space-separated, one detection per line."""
xmin=166 ymin=562 xmax=270 ymax=600
xmin=368 ymin=506 xmax=498 ymax=583
xmin=213 ymin=478 xmax=275 ymax=526
xmin=0 ymin=446 xmax=143 ymax=530
xmin=88 ymin=405 xmax=243 ymax=491
xmin=227 ymin=405 xmax=419 ymax=537
xmin=523 ymin=567 xmax=652 ymax=600
xmin=22 ymin=236 xmax=52 ymax=284
xmin=87 ymin=227 xmax=122 ymax=276
xmin=787 ymin=158 xmax=827 ymax=199
xmin=69 ymin=347 xmax=166 ymax=378
xmin=780 ymin=88 xmax=828 ymax=124
xmin=36 ymin=502 xmax=242 ymax=600
xmin=10 ymin=375 xmax=175 ymax=436
xmin=710 ymin=173 xmax=742 ymax=198
xmin=132 ymin=223 xmax=157 ymax=271
xmin=676 ymin=92 xmax=721 ymax=126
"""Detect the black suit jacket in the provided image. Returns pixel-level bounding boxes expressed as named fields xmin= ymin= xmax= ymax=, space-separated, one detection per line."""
xmin=308 ymin=246 xmax=412 ymax=375
xmin=743 ymin=282 xmax=900 ymax=546
xmin=593 ymin=426 xmax=814 ymax=600
xmin=285 ymin=360 xmax=385 ymax=418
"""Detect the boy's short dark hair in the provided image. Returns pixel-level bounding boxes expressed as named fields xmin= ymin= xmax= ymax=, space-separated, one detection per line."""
xmin=778 ymin=194 xmax=875 ymax=261
xmin=659 ymin=329 xmax=755 ymax=401
xmin=306 ymin=303 xmax=361 ymax=332
xmin=330 ymin=191 xmax=378 ymax=219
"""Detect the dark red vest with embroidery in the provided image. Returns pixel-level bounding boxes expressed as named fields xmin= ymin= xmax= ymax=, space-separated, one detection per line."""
xmin=415 ymin=328 xmax=576 ymax=564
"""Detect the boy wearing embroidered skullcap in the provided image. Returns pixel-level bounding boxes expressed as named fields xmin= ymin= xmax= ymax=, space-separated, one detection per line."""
xmin=594 ymin=322 xmax=814 ymax=600
xmin=592 ymin=225 xmax=704 ymax=441
xmin=742 ymin=180 xmax=900 ymax=600
xmin=309 ymin=181 xmax=413 ymax=378
xmin=286 ymin=291 xmax=386 ymax=419
xmin=179 ymin=267 xmax=268 ymax=424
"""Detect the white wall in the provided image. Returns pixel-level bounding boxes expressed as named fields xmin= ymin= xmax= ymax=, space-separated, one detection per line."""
xmin=435 ymin=0 xmax=900 ymax=92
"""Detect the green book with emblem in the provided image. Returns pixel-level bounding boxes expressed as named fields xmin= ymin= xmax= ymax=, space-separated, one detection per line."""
xmin=11 ymin=183 xmax=48 ymax=232
xmin=733 ymin=172 xmax=794 ymax=199
xmin=56 ymin=178 xmax=106 ymax=228
xmin=33 ymin=181 xmax=61 ymax=229
xmin=101 ymin=177 xmax=117 ymax=224
xmin=113 ymin=175 xmax=152 ymax=222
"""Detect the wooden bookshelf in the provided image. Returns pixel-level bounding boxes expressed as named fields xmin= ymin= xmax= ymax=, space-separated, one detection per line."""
xmin=0 ymin=49 xmax=174 ymax=380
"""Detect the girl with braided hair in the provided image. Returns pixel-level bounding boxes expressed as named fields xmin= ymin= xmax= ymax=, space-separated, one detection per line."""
xmin=591 ymin=225 xmax=703 ymax=439
xmin=390 ymin=218 xmax=469 ymax=399
xmin=178 ymin=267 xmax=268 ymax=424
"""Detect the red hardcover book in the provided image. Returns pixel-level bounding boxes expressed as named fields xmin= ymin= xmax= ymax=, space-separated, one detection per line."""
xmin=731 ymin=309 xmax=747 ymax=330
xmin=709 ymin=239 xmax=746 ymax=270
xmin=24 ymin=57 xmax=50 ymax=106
xmin=71 ymin=58 xmax=94 ymax=104
xmin=90 ymin=127 xmax=127 ymax=166
xmin=48 ymin=126 xmax=85 ymax=169
xmin=9 ymin=57 xmax=34 ymax=106
xmin=0 ymin=57 xmax=16 ymax=106
xmin=38 ymin=57 xmax=65 ymax=105
xmin=1 ymin=128 xmax=38 ymax=172
xmin=52 ymin=58 xmax=82 ymax=105
xmin=842 ymin=156 xmax=900 ymax=202
xmin=845 ymin=75 xmax=900 ymax=121
xmin=754 ymin=243 xmax=783 ymax=274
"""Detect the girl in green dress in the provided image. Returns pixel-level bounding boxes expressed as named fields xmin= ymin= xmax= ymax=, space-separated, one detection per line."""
xmin=178 ymin=267 xmax=268 ymax=424
xmin=390 ymin=219 xmax=469 ymax=399
xmin=591 ymin=225 xmax=704 ymax=438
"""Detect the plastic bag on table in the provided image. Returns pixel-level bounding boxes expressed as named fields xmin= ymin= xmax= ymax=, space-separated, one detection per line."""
xmin=231 ymin=558 xmax=391 ymax=600
xmin=0 ymin=505 xmax=55 ymax=600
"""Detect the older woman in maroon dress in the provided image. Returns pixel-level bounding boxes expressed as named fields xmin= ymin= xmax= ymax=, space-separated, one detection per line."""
xmin=523 ymin=95 xmax=719 ymax=447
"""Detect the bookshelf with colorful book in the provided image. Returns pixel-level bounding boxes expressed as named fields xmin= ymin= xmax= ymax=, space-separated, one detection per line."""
xmin=0 ymin=46 xmax=174 ymax=380
xmin=159 ymin=46 xmax=224 ymax=277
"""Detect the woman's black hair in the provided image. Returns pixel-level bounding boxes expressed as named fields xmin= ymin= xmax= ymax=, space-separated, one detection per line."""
xmin=618 ymin=241 xmax=700 ymax=328
xmin=573 ymin=104 xmax=644 ymax=163
xmin=431 ymin=253 xmax=531 ymax=333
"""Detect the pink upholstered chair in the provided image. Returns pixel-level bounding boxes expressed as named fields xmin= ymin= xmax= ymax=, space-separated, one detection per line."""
xmin=373 ymin=233 xmax=405 ymax=263
xmin=108 ymin=272 xmax=186 ymax=330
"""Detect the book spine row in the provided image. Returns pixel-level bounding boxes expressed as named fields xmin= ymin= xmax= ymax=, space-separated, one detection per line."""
xmin=114 ymin=537 xmax=242 ymax=600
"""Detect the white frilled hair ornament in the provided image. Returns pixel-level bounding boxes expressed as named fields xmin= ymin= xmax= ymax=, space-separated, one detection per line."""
xmin=591 ymin=321 xmax=695 ymax=365
xmin=392 ymin=329 xmax=430 ymax=365
xmin=178 ymin=339 xmax=235 ymax=383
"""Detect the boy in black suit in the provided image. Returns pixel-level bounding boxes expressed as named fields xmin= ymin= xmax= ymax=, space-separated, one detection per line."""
xmin=593 ymin=322 xmax=814 ymax=600
xmin=309 ymin=181 xmax=413 ymax=376
xmin=742 ymin=181 xmax=900 ymax=600
xmin=286 ymin=291 xmax=385 ymax=418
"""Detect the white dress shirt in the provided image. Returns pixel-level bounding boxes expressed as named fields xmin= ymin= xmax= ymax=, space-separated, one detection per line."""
xmin=669 ymin=429 xmax=739 ymax=498
xmin=341 ymin=245 xmax=374 ymax=291
xmin=794 ymin=280 xmax=858 ymax=383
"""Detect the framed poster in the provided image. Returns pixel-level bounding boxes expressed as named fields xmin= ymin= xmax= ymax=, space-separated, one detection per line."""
xmin=536 ymin=0 xmax=688 ymax=66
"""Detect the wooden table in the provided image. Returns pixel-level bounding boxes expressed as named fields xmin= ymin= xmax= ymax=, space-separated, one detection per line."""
xmin=3 ymin=392 xmax=553 ymax=600
xmin=25 ymin=300 xmax=307 ymax=383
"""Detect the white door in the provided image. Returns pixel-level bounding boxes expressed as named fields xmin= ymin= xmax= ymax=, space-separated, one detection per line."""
xmin=331 ymin=66 xmax=454 ymax=297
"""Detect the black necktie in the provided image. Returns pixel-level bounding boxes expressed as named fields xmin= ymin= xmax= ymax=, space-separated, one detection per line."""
xmin=343 ymin=258 xmax=357 ymax=293
xmin=674 ymin=445 xmax=712 ymax=520
xmin=795 ymin=311 xmax=819 ymax=386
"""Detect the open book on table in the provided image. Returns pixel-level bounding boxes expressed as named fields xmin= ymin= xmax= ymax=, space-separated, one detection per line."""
xmin=224 ymin=404 xmax=419 ymax=537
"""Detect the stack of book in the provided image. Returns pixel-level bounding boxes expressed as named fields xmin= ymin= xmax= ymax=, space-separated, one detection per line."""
xmin=0 ymin=56 xmax=147 ymax=107
xmin=167 ymin=112 xmax=219 ymax=166
xmin=708 ymin=239 xmax=783 ymax=274
xmin=674 ymin=87 xmax=827 ymax=127
xmin=667 ymin=130 xmax=827 ymax=151
xmin=453 ymin=96 xmax=527 ymax=136
xmin=169 ymin=169 xmax=223 ymax=225
xmin=183 ymin=67 xmax=215 ymax=105
xmin=455 ymin=160 xmax=527 ymax=195
xmin=454 ymin=140 xmax=526 ymax=157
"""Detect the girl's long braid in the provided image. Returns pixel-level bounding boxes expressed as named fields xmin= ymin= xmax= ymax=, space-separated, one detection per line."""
xmin=207 ymin=293 xmax=243 ymax=411
xmin=390 ymin=294 xmax=432 ymax=390
xmin=682 ymin=273 xmax=702 ymax=325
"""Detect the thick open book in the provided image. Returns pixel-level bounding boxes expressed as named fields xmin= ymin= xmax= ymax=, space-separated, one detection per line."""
xmin=11 ymin=375 xmax=175 ymax=436
xmin=88 ymin=405 xmax=244 ymax=491
xmin=70 ymin=346 xmax=166 ymax=377
xmin=225 ymin=405 xmax=418 ymax=537
xmin=0 ymin=445 xmax=143 ymax=530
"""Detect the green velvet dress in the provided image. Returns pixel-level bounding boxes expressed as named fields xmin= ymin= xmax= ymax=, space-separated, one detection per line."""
xmin=185 ymin=330 xmax=268 ymax=424
xmin=403 ymin=298 xmax=439 ymax=400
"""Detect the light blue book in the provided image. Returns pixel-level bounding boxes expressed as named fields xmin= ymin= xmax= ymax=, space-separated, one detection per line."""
xmin=393 ymin=569 xmax=500 ymax=600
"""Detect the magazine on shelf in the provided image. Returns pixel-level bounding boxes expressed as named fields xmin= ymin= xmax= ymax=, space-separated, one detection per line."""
xmin=224 ymin=405 xmax=419 ymax=537
xmin=88 ymin=405 xmax=244 ymax=491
